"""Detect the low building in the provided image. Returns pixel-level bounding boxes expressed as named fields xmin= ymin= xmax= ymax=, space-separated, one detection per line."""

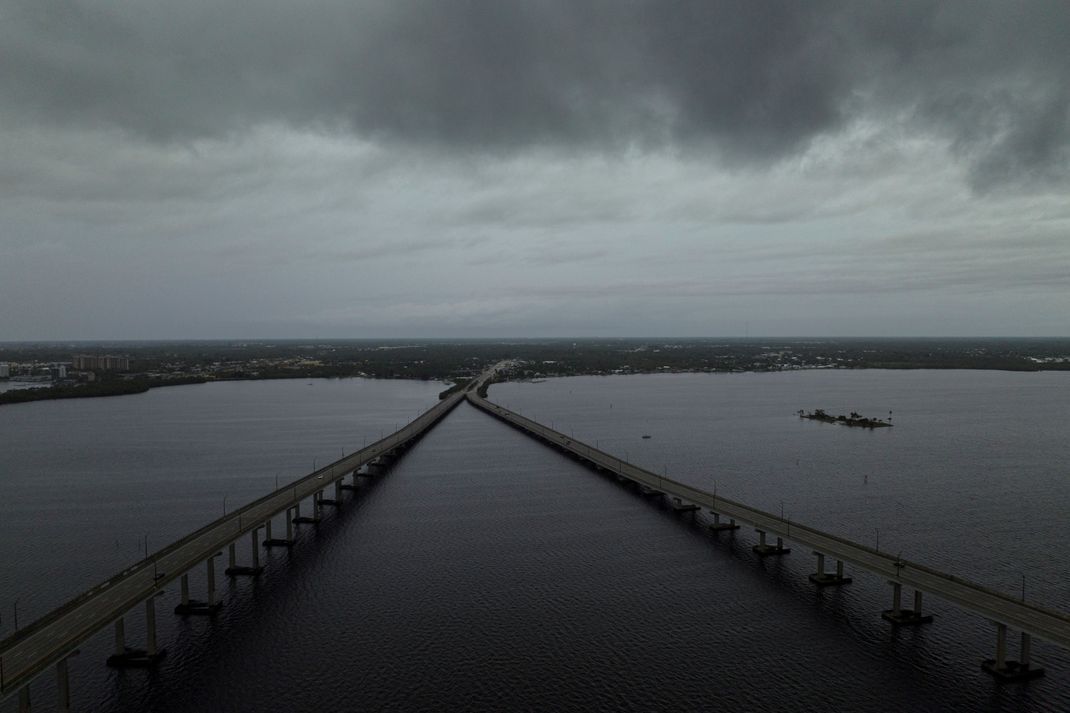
xmin=72 ymin=355 xmax=130 ymax=372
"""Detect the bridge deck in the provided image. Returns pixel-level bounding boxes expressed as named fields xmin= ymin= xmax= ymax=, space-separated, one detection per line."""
xmin=467 ymin=391 xmax=1070 ymax=652
xmin=0 ymin=390 xmax=466 ymax=699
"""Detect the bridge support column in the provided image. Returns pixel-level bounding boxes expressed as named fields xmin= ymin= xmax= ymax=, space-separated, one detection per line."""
xmin=146 ymin=597 xmax=158 ymax=657
xmin=226 ymin=528 xmax=264 ymax=576
xmin=56 ymin=658 xmax=70 ymax=713
xmin=708 ymin=512 xmax=740 ymax=532
xmin=207 ymin=555 xmax=218 ymax=607
xmin=264 ymin=514 xmax=294 ymax=548
xmin=251 ymin=529 xmax=260 ymax=568
xmin=19 ymin=687 xmax=30 ymax=713
xmin=809 ymin=552 xmax=852 ymax=586
xmin=293 ymin=496 xmax=321 ymax=525
xmin=881 ymin=582 xmax=932 ymax=625
xmin=175 ymin=558 xmax=224 ymax=614
xmin=319 ymin=487 xmax=341 ymax=507
xmin=752 ymin=529 xmax=790 ymax=557
xmin=982 ymin=624 xmax=1044 ymax=681
xmin=114 ymin=617 xmax=126 ymax=656
xmin=107 ymin=596 xmax=165 ymax=667
xmin=340 ymin=471 xmax=359 ymax=491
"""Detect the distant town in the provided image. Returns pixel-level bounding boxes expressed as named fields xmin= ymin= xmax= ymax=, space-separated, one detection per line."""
xmin=1 ymin=337 xmax=1068 ymax=405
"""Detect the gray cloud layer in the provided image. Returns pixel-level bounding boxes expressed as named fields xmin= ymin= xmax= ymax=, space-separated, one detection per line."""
xmin=3 ymin=1 xmax=1068 ymax=188
xmin=2 ymin=2 xmax=1069 ymax=339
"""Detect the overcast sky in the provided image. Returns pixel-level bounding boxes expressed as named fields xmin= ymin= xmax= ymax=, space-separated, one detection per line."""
xmin=2 ymin=1 xmax=1068 ymax=339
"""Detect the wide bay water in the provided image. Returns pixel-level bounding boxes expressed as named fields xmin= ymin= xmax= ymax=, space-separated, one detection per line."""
xmin=1 ymin=370 xmax=1068 ymax=711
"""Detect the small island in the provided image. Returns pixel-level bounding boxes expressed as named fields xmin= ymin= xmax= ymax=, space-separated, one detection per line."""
xmin=798 ymin=409 xmax=892 ymax=428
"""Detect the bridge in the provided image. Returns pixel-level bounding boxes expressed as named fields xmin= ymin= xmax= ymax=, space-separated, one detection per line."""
xmin=0 ymin=383 xmax=473 ymax=712
xmin=2 ymin=362 xmax=1067 ymax=710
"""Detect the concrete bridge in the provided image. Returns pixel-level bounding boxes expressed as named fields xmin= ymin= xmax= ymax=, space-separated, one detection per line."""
xmin=465 ymin=387 xmax=1069 ymax=684
xmin=0 ymin=386 xmax=470 ymax=712
xmin=2 ymin=362 xmax=1066 ymax=709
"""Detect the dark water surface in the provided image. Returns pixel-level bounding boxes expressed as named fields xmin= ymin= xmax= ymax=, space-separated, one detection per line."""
xmin=2 ymin=371 xmax=1069 ymax=711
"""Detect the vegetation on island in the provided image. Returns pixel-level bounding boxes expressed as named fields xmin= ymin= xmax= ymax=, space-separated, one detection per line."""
xmin=799 ymin=409 xmax=893 ymax=428
xmin=0 ymin=376 xmax=207 ymax=405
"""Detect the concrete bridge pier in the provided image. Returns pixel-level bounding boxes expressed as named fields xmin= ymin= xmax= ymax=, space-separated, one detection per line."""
xmin=809 ymin=552 xmax=852 ymax=586
xmin=982 ymin=624 xmax=1045 ymax=681
xmin=319 ymin=486 xmax=341 ymax=508
xmin=174 ymin=555 xmax=224 ymax=614
xmin=107 ymin=597 xmax=165 ymax=667
xmin=207 ymin=555 xmax=219 ymax=606
xmin=752 ymin=529 xmax=790 ymax=557
xmin=263 ymin=514 xmax=294 ymax=548
xmin=708 ymin=512 xmax=740 ymax=532
xmin=881 ymin=582 xmax=933 ymax=625
xmin=340 ymin=471 xmax=360 ymax=491
xmin=225 ymin=527 xmax=264 ymax=576
xmin=293 ymin=496 xmax=321 ymax=525
xmin=56 ymin=657 xmax=70 ymax=713
xmin=670 ymin=498 xmax=700 ymax=516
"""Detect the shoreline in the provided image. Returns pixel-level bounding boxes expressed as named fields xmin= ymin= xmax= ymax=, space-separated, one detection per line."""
xmin=0 ymin=374 xmax=458 ymax=407
xmin=3 ymin=362 xmax=1067 ymax=408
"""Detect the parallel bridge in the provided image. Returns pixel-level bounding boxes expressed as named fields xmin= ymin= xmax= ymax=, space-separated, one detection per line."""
xmin=3 ymin=363 xmax=1066 ymax=710
xmin=466 ymin=387 xmax=1070 ymax=683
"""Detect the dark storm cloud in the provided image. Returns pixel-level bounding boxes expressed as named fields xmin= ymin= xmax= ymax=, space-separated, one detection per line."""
xmin=1 ymin=1 xmax=1068 ymax=186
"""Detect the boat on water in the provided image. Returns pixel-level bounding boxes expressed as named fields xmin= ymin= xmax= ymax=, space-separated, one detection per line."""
xmin=642 ymin=434 xmax=652 ymax=439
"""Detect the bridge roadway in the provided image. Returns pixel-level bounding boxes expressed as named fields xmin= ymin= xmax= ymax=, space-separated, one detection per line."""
xmin=467 ymin=388 xmax=1070 ymax=674
xmin=0 ymin=385 xmax=471 ymax=705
